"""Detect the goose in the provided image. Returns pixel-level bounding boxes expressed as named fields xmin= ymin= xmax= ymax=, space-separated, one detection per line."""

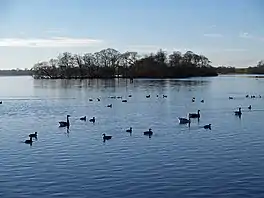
xmin=89 ymin=117 xmax=95 ymax=123
xmin=29 ymin=132 xmax=37 ymax=138
xmin=107 ymin=104 xmax=112 ymax=108
xmin=89 ymin=98 xmax=93 ymax=101
xmin=144 ymin=128 xmax=153 ymax=136
xmin=102 ymin=133 xmax=112 ymax=140
xmin=189 ymin=110 xmax=200 ymax=118
xmin=234 ymin=107 xmax=242 ymax=116
xmin=248 ymin=105 xmax=252 ymax=110
xmin=203 ymin=124 xmax=211 ymax=130
xmin=126 ymin=127 xmax=132 ymax=133
xmin=25 ymin=137 xmax=33 ymax=144
xmin=178 ymin=117 xmax=191 ymax=124
xmin=80 ymin=116 xmax=87 ymax=121
xmin=59 ymin=115 xmax=70 ymax=127
xmin=146 ymin=95 xmax=150 ymax=98
xmin=122 ymin=99 xmax=127 ymax=102
xmin=201 ymin=99 xmax=204 ymax=103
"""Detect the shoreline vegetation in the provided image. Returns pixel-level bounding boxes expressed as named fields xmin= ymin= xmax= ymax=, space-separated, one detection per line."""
xmin=1 ymin=49 xmax=264 ymax=78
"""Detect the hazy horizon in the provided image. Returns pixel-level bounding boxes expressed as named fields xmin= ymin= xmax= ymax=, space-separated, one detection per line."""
xmin=1 ymin=0 xmax=263 ymax=69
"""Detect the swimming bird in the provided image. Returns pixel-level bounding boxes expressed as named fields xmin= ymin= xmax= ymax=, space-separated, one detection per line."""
xmin=117 ymin=96 xmax=122 ymax=99
xmin=248 ymin=105 xmax=252 ymax=110
xmin=203 ymin=124 xmax=211 ymax=130
xmin=144 ymin=128 xmax=153 ymax=136
xmin=128 ymin=95 xmax=132 ymax=97
xmin=234 ymin=107 xmax=242 ymax=116
xmin=126 ymin=127 xmax=132 ymax=133
xmin=0 ymin=101 xmax=2 ymax=104
xmin=192 ymin=98 xmax=195 ymax=102
xmin=229 ymin=96 xmax=234 ymax=99
xmin=97 ymin=98 xmax=101 ymax=101
xmin=107 ymin=104 xmax=112 ymax=108
xmin=163 ymin=95 xmax=167 ymax=98
xmin=89 ymin=98 xmax=93 ymax=101
xmin=146 ymin=95 xmax=150 ymax=98
xmin=201 ymin=99 xmax=204 ymax=103
xmin=102 ymin=133 xmax=112 ymax=141
xmin=89 ymin=117 xmax=95 ymax=123
xmin=189 ymin=110 xmax=200 ymax=118
xmin=59 ymin=115 xmax=70 ymax=127
xmin=80 ymin=116 xmax=87 ymax=121
xmin=29 ymin=132 xmax=37 ymax=138
xmin=246 ymin=95 xmax=249 ymax=98
xmin=122 ymin=99 xmax=127 ymax=102
xmin=178 ymin=117 xmax=191 ymax=124
xmin=25 ymin=137 xmax=33 ymax=144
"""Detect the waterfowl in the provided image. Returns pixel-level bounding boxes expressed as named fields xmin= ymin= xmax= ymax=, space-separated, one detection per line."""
xmin=178 ymin=117 xmax=191 ymax=124
xmin=117 ymin=96 xmax=122 ymax=99
xmin=97 ymin=98 xmax=101 ymax=101
xmin=259 ymin=95 xmax=262 ymax=98
xmin=146 ymin=95 xmax=150 ymax=98
xmin=89 ymin=117 xmax=95 ymax=123
xmin=144 ymin=128 xmax=153 ymax=136
xmin=201 ymin=100 xmax=204 ymax=103
xmin=189 ymin=110 xmax=200 ymax=118
xmin=102 ymin=133 xmax=112 ymax=140
xmin=59 ymin=115 xmax=70 ymax=127
xmin=110 ymin=96 xmax=116 ymax=99
xmin=122 ymin=99 xmax=127 ymax=102
xmin=128 ymin=95 xmax=132 ymax=97
xmin=80 ymin=116 xmax=86 ymax=121
xmin=229 ymin=97 xmax=234 ymax=99
xmin=234 ymin=107 xmax=242 ymax=116
xmin=29 ymin=132 xmax=37 ymax=138
xmin=163 ymin=95 xmax=167 ymax=98
xmin=248 ymin=105 xmax=252 ymax=110
xmin=246 ymin=95 xmax=249 ymax=98
xmin=0 ymin=101 xmax=2 ymax=104
xmin=126 ymin=127 xmax=132 ymax=133
xmin=107 ymin=104 xmax=112 ymax=108
xmin=203 ymin=124 xmax=211 ymax=130
xmin=89 ymin=98 xmax=93 ymax=101
xmin=192 ymin=98 xmax=195 ymax=102
xmin=25 ymin=137 xmax=33 ymax=144
xmin=156 ymin=95 xmax=159 ymax=97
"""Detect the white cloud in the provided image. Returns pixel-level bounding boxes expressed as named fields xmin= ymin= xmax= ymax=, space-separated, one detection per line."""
xmin=0 ymin=37 xmax=103 ymax=47
xmin=203 ymin=33 xmax=223 ymax=38
xmin=239 ymin=32 xmax=252 ymax=39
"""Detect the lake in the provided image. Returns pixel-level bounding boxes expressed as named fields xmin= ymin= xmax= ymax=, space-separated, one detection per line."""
xmin=0 ymin=75 xmax=264 ymax=198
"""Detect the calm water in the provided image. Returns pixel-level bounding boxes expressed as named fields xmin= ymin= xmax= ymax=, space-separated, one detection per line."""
xmin=0 ymin=75 xmax=264 ymax=198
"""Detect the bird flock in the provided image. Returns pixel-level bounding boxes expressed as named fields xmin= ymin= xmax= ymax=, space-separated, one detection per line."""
xmin=21 ymin=93 xmax=259 ymax=145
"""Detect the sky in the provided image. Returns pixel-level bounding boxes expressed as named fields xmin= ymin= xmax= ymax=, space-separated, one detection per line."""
xmin=0 ymin=0 xmax=264 ymax=69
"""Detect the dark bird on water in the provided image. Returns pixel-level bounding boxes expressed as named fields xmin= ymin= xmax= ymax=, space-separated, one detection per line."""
xmin=126 ymin=127 xmax=132 ymax=133
xmin=144 ymin=128 xmax=153 ymax=136
xmin=203 ymin=124 xmax=211 ymax=130
xmin=29 ymin=132 xmax=37 ymax=138
xmin=59 ymin=115 xmax=70 ymax=127
xmin=89 ymin=117 xmax=95 ymax=123
xmin=102 ymin=133 xmax=112 ymax=141
xmin=189 ymin=110 xmax=200 ymax=118
xmin=25 ymin=137 xmax=33 ymax=144
xmin=80 ymin=116 xmax=86 ymax=121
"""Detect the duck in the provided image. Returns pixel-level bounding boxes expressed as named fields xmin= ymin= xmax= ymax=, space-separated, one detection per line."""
xmin=117 ymin=96 xmax=122 ymax=99
xmin=80 ymin=116 xmax=87 ymax=121
xmin=246 ymin=95 xmax=249 ymax=98
xmin=97 ymin=98 xmax=101 ymax=101
xmin=107 ymin=104 xmax=112 ymax=108
xmin=102 ymin=133 xmax=112 ymax=140
xmin=178 ymin=117 xmax=191 ymax=124
xmin=229 ymin=96 xmax=234 ymax=100
xmin=59 ymin=115 xmax=70 ymax=127
xmin=156 ymin=95 xmax=159 ymax=97
xmin=146 ymin=95 xmax=150 ymax=98
xmin=144 ymin=128 xmax=153 ymax=136
xmin=122 ymin=99 xmax=127 ymax=102
xmin=25 ymin=137 xmax=33 ymax=144
xmin=201 ymin=99 xmax=204 ymax=103
xmin=234 ymin=107 xmax=242 ymax=116
xmin=110 ymin=96 xmax=116 ymax=99
xmin=192 ymin=98 xmax=195 ymax=102
xmin=0 ymin=101 xmax=2 ymax=104
xmin=128 ymin=95 xmax=132 ymax=98
xmin=89 ymin=117 xmax=95 ymax=123
xmin=189 ymin=110 xmax=200 ymax=118
xmin=163 ymin=95 xmax=167 ymax=98
xmin=126 ymin=127 xmax=132 ymax=133
xmin=29 ymin=132 xmax=37 ymax=138
xmin=248 ymin=105 xmax=252 ymax=110
xmin=203 ymin=124 xmax=211 ymax=130
xmin=89 ymin=98 xmax=93 ymax=101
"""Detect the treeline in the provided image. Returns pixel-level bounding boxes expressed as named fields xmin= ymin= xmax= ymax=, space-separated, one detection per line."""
xmin=31 ymin=48 xmax=218 ymax=79
xmin=0 ymin=69 xmax=31 ymax=76
xmin=247 ymin=60 xmax=264 ymax=74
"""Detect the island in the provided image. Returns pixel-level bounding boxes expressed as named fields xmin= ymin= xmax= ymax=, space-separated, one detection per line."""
xmin=30 ymin=48 xmax=218 ymax=79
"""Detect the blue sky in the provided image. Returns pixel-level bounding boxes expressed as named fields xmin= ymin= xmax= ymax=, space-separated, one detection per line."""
xmin=0 ymin=0 xmax=263 ymax=69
